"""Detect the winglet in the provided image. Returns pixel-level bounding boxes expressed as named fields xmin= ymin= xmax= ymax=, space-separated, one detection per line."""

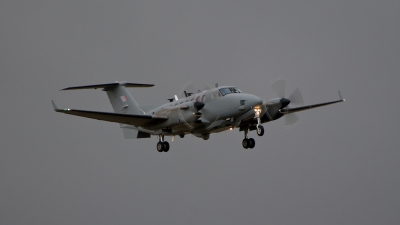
xmin=51 ymin=100 xmax=61 ymax=111
xmin=338 ymin=91 xmax=345 ymax=102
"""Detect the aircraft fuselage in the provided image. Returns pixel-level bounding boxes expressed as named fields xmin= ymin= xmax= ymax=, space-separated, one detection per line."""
xmin=145 ymin=86 xmax=263 ymax=135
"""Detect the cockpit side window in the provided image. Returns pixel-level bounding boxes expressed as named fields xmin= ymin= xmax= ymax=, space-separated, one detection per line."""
xmin=231 ymin=87 xmax=241 ymax=93
xmin=219 ymin=87 xmax=241 ymax=96
xmin=219 ymin=88 xmax=231 ymax=96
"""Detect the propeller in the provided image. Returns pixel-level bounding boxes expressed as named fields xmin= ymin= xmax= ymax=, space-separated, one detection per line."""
xmin=193 ymin=101 xmax=205 ymax=117
xmin=177 ymin=81 xmax=218 ymax=131
xmin=179 ymin=81 xmax=212 ymax=98
xmin=269 ymin=78 xmax=305 ymax=127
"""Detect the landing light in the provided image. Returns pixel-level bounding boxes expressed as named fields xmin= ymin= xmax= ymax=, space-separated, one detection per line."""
xmin=254 ymin=106 xmax=262 ymax=117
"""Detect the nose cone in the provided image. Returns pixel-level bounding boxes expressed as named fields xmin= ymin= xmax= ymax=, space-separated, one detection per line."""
xmin=280 ymin=98 xmax=290 ymax=108
xmin=246 ymin=95 xmax=263 ymax=107
xmin=254 ymin=96 xmax=263 ymax=106
xmin=231 ymin=93 xmax=263 ymax=110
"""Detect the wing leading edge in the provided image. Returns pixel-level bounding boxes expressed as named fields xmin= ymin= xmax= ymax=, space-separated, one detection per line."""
xmin=51 ymin=101 xmax=167 ymax=127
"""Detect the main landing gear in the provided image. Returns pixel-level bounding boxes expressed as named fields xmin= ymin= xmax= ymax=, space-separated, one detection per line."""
xmin=157 ymin=134 xmax=170 ymax=152
xmin=242 ymin=130 xmax=255 ymax=149
xmin=242 ymin=124 xmax=264 ymax=149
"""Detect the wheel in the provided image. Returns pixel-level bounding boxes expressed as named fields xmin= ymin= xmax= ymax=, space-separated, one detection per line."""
xmin=248 ymin=138 xmax=255 ymax=149
xmin=157 ymin=141 xmax=164 ymax=152
xmin=256 ymin=125 xmax=264 ymax=136
xmin=242 ymin=138 xmax=249 ymax=149
xmin=163 ymin=141 xmax=170 ymax=152
xmin=179 ymin=134 xmax=185 ymax=138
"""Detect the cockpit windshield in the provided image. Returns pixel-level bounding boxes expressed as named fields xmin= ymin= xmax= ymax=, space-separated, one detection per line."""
xmin=219 ymin=87 xmax=242 ymax=96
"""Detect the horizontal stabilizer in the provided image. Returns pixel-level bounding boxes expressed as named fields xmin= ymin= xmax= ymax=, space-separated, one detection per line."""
xmin=61 ymin=82 xmax=154 ymax=91
xmin=51 ymin=101 xmax=167 ymax=127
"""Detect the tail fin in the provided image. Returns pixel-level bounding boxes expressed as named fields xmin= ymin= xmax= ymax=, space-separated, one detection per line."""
xmin=61 ymin=82 xmax=154 ymax=114
xmin=105 ymin=84 xmax=143 ymax=114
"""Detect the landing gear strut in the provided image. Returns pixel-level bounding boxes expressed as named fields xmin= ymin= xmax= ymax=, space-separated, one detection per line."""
xmin=157 ymin=134 xmax=170 ymax=152
xmin=254 ymin=107 xmax=264 ymax=136
xmin=242 ymin=130 xmax=255 ymax=149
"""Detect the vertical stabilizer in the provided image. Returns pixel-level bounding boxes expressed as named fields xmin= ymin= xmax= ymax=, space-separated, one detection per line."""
xmin=60 ymin=81 xmax=154 ymax=138
xmin=104 ymin=83 xmax=143 ymax=114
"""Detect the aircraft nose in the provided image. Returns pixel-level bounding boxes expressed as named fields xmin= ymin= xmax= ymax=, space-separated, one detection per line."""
xmin=248 ymin=95 xmax=263 ymax=107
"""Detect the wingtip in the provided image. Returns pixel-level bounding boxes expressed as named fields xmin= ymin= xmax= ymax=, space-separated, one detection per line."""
xmin=338 ymin=91 xmax=346 ymax=102
xmin=51 ymin=100 xmax=60 ymax=111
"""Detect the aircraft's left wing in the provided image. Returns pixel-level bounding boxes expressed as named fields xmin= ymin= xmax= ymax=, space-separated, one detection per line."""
xmin=51 ymin=101 xmax=167 ymax=127
xmin=279 ymin=91 xmax=345 ymax=114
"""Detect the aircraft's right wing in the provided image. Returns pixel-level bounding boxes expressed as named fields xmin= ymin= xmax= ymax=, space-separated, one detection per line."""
xmin=51 ymin=101 xmax=167 ymax=127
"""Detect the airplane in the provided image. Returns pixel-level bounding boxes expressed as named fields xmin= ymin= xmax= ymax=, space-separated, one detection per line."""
xmin=52 ymin=80 xmax=345 ymax=152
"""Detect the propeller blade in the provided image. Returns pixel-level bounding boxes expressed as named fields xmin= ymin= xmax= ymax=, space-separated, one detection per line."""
xmin=185 ymin=82 xmax=195 ymax=96
xmin=288 ymin=86 xmax=305 ymax=106
xmin=270 ymin=77 xmax=305 ymax=128
xmin=270 ymin=78 xmax=286 ymax=98
xmin=284 ymin=113 xmax=300 ymax=127
xmin=179 ymin=81 xmax=192 ymax=97
xmin=180 ymin=82 xmax=212 ymax=97
xmin=203 ymin=84 xmax=212 ymax=91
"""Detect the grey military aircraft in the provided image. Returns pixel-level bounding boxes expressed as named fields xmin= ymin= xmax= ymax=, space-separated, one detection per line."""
xmin=52 ymin=80 xmax=345 ymax=152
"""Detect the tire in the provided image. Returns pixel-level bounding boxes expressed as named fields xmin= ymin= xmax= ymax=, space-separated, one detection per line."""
xmin=248 ymin=138 xmax=255 ymax=149
xmin=163 ymin=142 xmax=170 ymax=152
xmin=242 ymin=138 xmax=249 ymax=149
xmin=256 ymin=125 xmax=264 ymax=136
xmin=157 ymin=142 xmax=164 ymax=152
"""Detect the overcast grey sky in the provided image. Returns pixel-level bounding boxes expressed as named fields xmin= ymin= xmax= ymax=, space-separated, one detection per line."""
xmin=1 ymin=1 xmax=399 ymax=224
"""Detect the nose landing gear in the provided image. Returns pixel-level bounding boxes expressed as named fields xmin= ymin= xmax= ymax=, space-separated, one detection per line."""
xmin=256 ymin=125 xmax=264 ymax=136
xmin=241 ymin=106 xmax=266 ymax=149
xmin=254 ymin=107 xmax=264 ymax=137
